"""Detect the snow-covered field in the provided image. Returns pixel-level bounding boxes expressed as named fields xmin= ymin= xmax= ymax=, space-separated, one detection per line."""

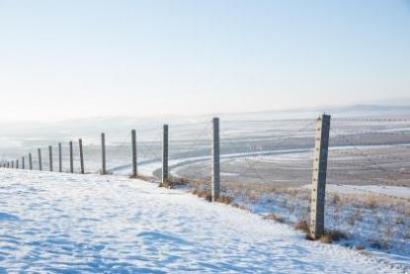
xmin=0 ymin=169 xmax=407 ymax=273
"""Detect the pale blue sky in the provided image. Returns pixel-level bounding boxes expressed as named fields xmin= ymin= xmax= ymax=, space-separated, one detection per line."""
xmin=0 ymin=0 xmax=409 ymax=121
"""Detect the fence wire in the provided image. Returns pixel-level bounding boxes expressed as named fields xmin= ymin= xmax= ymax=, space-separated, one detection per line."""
xmin=2 ymin=115 xmax=410 ymax=257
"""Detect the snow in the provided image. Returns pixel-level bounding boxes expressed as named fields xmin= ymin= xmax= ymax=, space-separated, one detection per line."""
xmin=0 ymin=169 xmax=407 ymax=273
xmin=325 ymin=184 xmax=410 ymax=199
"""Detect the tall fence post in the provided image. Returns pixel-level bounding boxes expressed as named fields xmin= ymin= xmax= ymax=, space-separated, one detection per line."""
xmin=58 ymin=143 xmax=62 ymax=172
xmin=212 ymin=117 xmax=221 ymax=202
xmin=11 ymin=161 xmax=14 ymax=169
xmin=38 ymin=148 xmax=42 ymax=171
xmin=29 ymin=153 xmax=33 ymax=170
xmin=131 ymin=129 xmax=138 ymax=178
xmin=310 ymin=113 xmax=331 ymax=240
xmin=16 ymin=160 xmax=19 ymax=169
xmin=49 ymin=145 xmax=53 ymax=171
xmin=101 ymin=133 xmax=106 ymax=175
xmin=79 ymin=138 xmax=84 ymax=174
xmin=162 ymin=124 xmax=169 ymax=186
xmin=69 ymin=141 xmax=74 ymax=173
xmin=22 ymin=157 xmax=25 ymax=169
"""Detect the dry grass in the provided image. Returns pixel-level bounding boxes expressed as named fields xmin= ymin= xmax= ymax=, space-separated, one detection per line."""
xmin=319 ymin=230 xmax=347 ymax=244
xmin=129 ymin=174 xmax=154 ymax=181
xmin=355 ymin=244 xmax=365 ymax=250
xmin=263 ymin=213 xmax=285 ymax=223
xmin=190 ymin=189 xmax=234 ymax=205
xmin=192 ymin=189 xmax=212 ymax=201
xmin=216 ymin=195 xmax=233 ymax=205
xmin=332 ymin=193 xmax=341 ymax=205
xmin=365 ymin=196 xmax=378 ymax=209
xmin=347 ymin=208 xmax=363 ymax=226
xmin=294 ymin=220 xmax=310 ymax=235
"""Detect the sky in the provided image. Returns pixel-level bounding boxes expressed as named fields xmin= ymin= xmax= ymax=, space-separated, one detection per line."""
xmin=0 ymin=0 xmax=409 ymax=122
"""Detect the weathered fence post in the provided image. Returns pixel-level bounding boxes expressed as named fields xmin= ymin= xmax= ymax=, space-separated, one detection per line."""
xmin=38 ymin=148 xmax=42 ymax=171
xmin=58 ymin=143 xmax=62 ymax=172
xmin=162 ymin=124 xmax=169 ymax=186
xmin=212 ymin=117 xmax=220 ymax=202
xmin=131 ymin=129 xmax=138 ymax=178
xmin=101 ymin=133 xmax=106 ymax=175
xmin=310 ymin=113 xmax=331 ymax=240
xmin=11 ymin=161 xmax=14 ymax=169
xmin=16 ymin=160 xmax=19 ymax=169
xmin=22 ymin=157 xmax=25 ymax=169
xmin=69 ymin=141 xmax=74 ymax=173
xmin=49 ymin=146 xmax=53 ymax=171
xmin=29 ymin=153 xmax=33 ymax=170
xmin=79 ymin=138 xmax=84 ymax=174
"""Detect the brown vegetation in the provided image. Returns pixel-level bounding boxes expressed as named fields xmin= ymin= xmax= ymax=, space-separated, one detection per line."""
xmin=263 ymin=213 xmax=285 ymax=223
xmin=294 ymin=220 xmax=310 ymax=235
xmin=319 ymin=230 xmax=347 ymax=244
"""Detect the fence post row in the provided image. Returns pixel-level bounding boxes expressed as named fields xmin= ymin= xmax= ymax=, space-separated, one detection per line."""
xmin=101 ymin=133 xmax=106 ymax=175
xmin=79 ymin=139 xmax=84 ymax=174
xmin=69 ymin=141 xmax=74 ymax=173
xmin=38 ymin=148 xmax=42 ymax=171
xmin=162 ymin=124 xmax=169 ymax=185
xmin=310 ymin=113 xmax=331 ymax=240
xmin=131 ymin=129 xmax=138 ymax=178
xmin=49 ymin=146 xmax=53 ymax=172
xmin=58 ymin=143 xmax=62 ymax=172
xmin=212 ymin=117 xmax=221 ymax=202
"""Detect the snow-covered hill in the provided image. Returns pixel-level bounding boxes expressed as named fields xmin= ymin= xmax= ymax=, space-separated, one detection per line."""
xmin=0 ymin=169 xmax=406 ymax=273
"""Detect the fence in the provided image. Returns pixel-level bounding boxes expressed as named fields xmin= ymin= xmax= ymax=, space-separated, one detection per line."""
xmin=1 ymin=114 xmax=410 ymax=255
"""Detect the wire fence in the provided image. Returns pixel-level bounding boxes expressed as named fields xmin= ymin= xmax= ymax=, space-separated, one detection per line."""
xmin=1 ymin=115 xmax=410 ymax=257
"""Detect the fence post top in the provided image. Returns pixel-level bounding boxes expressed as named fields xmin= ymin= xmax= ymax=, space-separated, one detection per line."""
xmin=318 ymin=113 xmax=331 ymax=121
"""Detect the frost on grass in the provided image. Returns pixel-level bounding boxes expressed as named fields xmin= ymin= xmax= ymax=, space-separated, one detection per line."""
xmin=176 ymin=175 xmax=410 ymax=265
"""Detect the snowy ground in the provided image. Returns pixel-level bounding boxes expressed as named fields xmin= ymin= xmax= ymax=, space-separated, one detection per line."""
xmin=325 ymin=184 xmax=410 ymax=199
xmin=0 ymin=169 xmax=407 ymax=273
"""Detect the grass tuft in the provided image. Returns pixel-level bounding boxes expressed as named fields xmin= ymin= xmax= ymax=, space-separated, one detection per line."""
xmin=294 ymin=220 xmax=310 ymax=235
xmin=263 ymin=213 xmax=285 ymax=223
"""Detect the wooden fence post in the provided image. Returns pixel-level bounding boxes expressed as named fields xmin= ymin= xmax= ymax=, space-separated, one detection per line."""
xmin=69 ymin=141 xmax=74 ymax=173
xmin=49 ymin=146 xmax=53 ymax=171
xmin=29 ymin=153 xmax=33 ymax=170
xmin=161 ymin=124 xmax=169 ymax=186
xmin=131 ymin=129 xmax=138 ymax=178
xmin=22 ymin=157 xmax=25 ymax=169
xmin=58 ymin=143 xmax=62 ymax=172
xmin=212 ymin=117 xmax=220 ymax=202
xmin=310 ymin=113 xmax=331 ymax=240
xmin=101 ymin=133 xmax=106 ymax=175
xmin=11 ymin=161 xmax=14 ymax=169
xmin=38 ymin=148 xmax=42 ymax=171
xmin=79 ymin=138 xmax=84 ymax=174
xmin=16 ymin=160 xmax=19 ymax=169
